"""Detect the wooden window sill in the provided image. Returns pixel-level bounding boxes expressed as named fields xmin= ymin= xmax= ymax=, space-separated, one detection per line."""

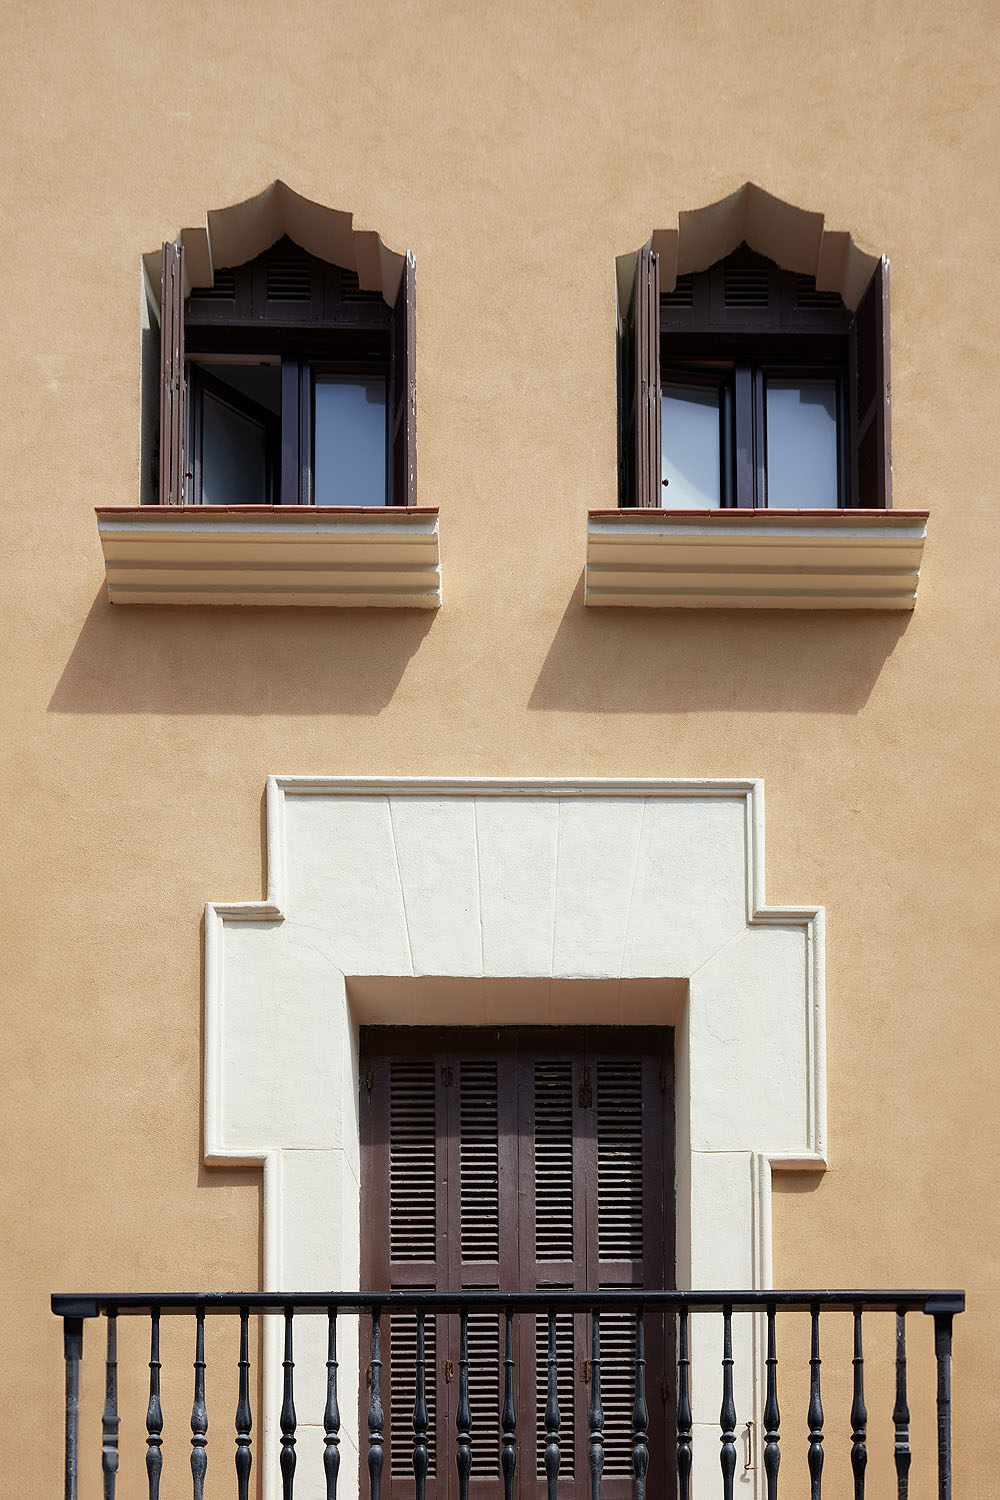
xmin=585 ymin=509 xmax=928 ymax=610
xmin=95 ymin=506 xmax=441 ymax=608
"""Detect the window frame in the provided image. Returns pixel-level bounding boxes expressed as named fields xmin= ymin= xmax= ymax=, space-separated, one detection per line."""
xmin=619 ymin=243 xmax=890 ymax=510
xmin=157 ymin=237 xmax=416 ymax=509
xmin=661 ymin=358 xmax=848 ymax=509
xmin=187 ymin=360 xmax=282 ymax=507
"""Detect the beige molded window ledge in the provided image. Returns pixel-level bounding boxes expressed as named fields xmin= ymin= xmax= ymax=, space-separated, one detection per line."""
xmin=96 ymin=507 xmax=441 ymax=607
xmin=585 ymin=509 xmax=928 ymax=610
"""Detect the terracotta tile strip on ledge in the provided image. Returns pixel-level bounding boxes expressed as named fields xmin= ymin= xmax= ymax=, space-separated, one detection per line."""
xmin=588 ymin=508 xmax=929 ymax=521
xmin=95 ymin=506 xmax=439 ymax=518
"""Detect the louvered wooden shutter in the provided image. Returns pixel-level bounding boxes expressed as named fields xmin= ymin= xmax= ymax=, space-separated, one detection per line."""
xmin=158 ymin=241 xmax=187 ymax=505
xmin=390 ymin=253 xmax=416 ymax=506
xmin=362 ymin=1030 xmax=673 ymax=1500
xmin=632 ymin=247 xmax=661 ymax=508
xmin=850 ymin=257 xmax=891 ymax=508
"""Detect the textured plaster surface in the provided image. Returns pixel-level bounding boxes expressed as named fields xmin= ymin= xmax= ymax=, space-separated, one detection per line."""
xmin=2 ymin=2 xmax=997 ymax=1495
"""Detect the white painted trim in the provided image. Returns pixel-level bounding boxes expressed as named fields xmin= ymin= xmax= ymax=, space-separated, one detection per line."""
xmin=204 ymin=777 xmax=827 ymax=1499
xmin=585 ymin=511 xmax=927 ymax=609
xmin=96 ymin=509 xmax=442 ymax=607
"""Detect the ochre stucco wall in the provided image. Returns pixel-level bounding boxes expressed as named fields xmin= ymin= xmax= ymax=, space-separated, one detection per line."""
xmin=2 ymin=1 xmax=997 ymax=1495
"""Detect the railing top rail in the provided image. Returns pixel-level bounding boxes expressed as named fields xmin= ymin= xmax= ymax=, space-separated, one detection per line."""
xmin=51 ymin=1288 xmax=966 ymax=1319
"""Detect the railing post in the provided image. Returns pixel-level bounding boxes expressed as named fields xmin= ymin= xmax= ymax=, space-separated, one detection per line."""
xmin=325 ymin=1306 xmax=341 ymax=1500
xmin=501 ymin=1307 xmax=516 ymax=1500
xmin=190 ymin=1306 xmax=208 ymax=1500
xmin=146 ymin=1309 xmax=163 ymax=1500
xmin=632 ymin=1306 xmax=648 ymax=1500
xmin=414 ymin=1307 xmax=428 ymax=1500
xmin=235 ymin=1306 xmax=252 ymax=1500
xmin=893 ymin=1310 xmax=910 ymax=1500
xmin=763 ymin=1303 xmax=780 ymax=1500
xmin=807 ymin=1304 xmax=824 ymax=1500
xmin=588 ymin=1310 xmax=604 ymax=1500
xmin=720 ymin=1304 xmax=737 ymax=1500
xmin=102 ymin=1310 xmax=119 ymax=1500
xmin=544 ymin=1307 xmax=560 ymax=1500
xmin=280 ymin=1306 xmax=297 ymax=1500
xmin=850 ymin=1307 xmax=867 ymax=1499
xmin=368 ymin=1307 xmax=384 ymax=1500
xmin=63 ymin=1317 xmax=84 ymax=1500
xmin=676 ymin=1304 xmax=692 ymax=1500
xmin=926 ymin=1298 xmax=960 ymax=1500
xmin=456 ymin=1307 xmax=471 ymax=1500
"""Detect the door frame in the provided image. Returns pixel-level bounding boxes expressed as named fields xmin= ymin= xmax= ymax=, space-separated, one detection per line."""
xmin=205 ymin=777 xmax=827 ymax=1500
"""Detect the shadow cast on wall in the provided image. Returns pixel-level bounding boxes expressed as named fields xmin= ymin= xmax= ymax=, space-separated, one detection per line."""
xmin=528 ymin=574 xmax=913 ymax=716
xmin=48 ymin=589 xmax=435 ymax=716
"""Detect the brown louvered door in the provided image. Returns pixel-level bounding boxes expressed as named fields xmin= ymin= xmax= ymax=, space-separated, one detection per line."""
xmin=361 ymin=1028 xmax=673 ymax=1500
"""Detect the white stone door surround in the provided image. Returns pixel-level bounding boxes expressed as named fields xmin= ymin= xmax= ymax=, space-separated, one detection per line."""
xmin=205 ymin=777 xmax=826 ymax=1497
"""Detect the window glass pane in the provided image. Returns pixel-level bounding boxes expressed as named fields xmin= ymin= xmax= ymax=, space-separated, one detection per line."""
xmin=660 ymin=384 xmax=721 ymax=508
xmin=205 ymin=362 xmax=280 ymax=415
xmin=765 ymin=378 xmax=839 ymax=508
xmin=201 ymin=391 xmax=268 ymax=505
xmin=313 ymin=376 xmax=387 ymax=507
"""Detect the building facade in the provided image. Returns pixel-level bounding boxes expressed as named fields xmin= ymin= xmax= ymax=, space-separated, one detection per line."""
xmin=2 ymin=1 xmax=996 ymax=1497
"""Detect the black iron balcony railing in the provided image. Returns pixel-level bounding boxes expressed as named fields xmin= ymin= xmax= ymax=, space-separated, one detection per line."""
xmin=51 ymin=1288 xmax=964 ymax=1500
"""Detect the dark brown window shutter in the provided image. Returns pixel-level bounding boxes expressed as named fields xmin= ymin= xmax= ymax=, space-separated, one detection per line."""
xmin=850 ymin=257 xmax=891 ymax=508
xmin=390 ymin=253 xmax=416 ymax=506
xmin=629 ymin=247 xmax=661 ymax=507
xmin=637 ymin=247 xmax=661 ymax=506
xmin=158 ymin=241 xmax=187 ymax=505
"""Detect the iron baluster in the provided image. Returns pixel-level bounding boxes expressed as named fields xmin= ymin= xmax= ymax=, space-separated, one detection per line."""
xmin=763 ymin=1302 xmax=780 ymax=1500
xmin=413 ymin=1308 xmax=428 ymax=1500
xmin=280 ymin=1306 xmax=296 ymax=1500
xmin=893 ymin=1311 xmax=910 ymax=1500
xmin=102 ymin=1310 xmax=119 ymax=1500
xmin=63 ymin=1317 xmax=84 ymax=1500
xmin=545 ymin=1307 xmax=560 ymax=1500
xmin=932 ymin=1308 xmax=955 ymax=1500
xmin=501 ymin=1307 xmax=516 ymax=1500
xmin=676 ymin=1305 xmax=692 ymax=1500
xmin=456 ymin=1307 xmax=471 ymax=1500
xmin=720 ymin=1304 xmax=737 ymax=1500
xmin=325 ymin=1307 xmax=341 ymax=1500
xmin=368 ymin=1307 xmax=385 ymax=1500
xmin=851 ymin=1307 xmax=867 ymax=1499
xmin=146 ymin=1309 xmax=163 ymax=1500
xmin=807 ymin=1304 xmax=824 ymax=1500
xmin=588 ymin=1311 xmax=604 ymax=1500
xmin=632 ymin=1306 xmax=648 ymax=1500
xmin=190 ymin=1307 xmax=208 ymax=1500
xmin=235 ymin=1306 xmax=252 ymax=1500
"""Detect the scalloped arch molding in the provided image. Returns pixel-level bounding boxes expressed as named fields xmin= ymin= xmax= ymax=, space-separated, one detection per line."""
xmin=619 ymin=181 xmax=882 ymax=312
xmin=206 ymin=778 xmax=825 ymax=1497
xmin=144 ymin=180 xmax=408 ymax=308
xmin=146 ymin=179 xmax=878 ymax=317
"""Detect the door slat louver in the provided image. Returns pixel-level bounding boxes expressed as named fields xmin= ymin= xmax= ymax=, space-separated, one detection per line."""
xmin=460 ymin=1061 xmax=500 ymax=1263
xmin=597 ymin=1062 xmax=644 ymax=1261
xmin=389 ymin=1061 xmax=437 ymax=1261
xmin=534 ymin=1062 xmax=574 ymax=1262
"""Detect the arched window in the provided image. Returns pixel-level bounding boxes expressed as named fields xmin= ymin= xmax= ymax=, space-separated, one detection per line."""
xmin=618 ymin=187 xmax=890 ymax=511
xmin=153 ymin=184 xmax=416 ymax=509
